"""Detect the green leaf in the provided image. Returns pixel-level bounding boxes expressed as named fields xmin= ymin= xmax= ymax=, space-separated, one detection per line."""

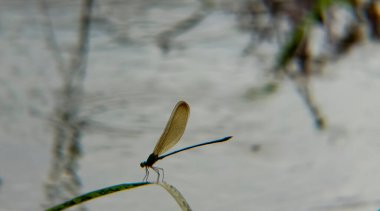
xmin=45 ymin=182 xmax=151 ymax=211
xmin=158 ymin=182 xmax=192 ymax=211
xmin=45 ymin=181 xmax=192 ymax=211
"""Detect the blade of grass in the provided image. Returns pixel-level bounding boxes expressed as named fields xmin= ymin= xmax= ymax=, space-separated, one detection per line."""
xmin=45 ymin=182 xmax=151 ymax=211
xmin=46 ymin=181 xmax=193 ymax=211
xmin=158 ymin=182 xmax=192 ymax=211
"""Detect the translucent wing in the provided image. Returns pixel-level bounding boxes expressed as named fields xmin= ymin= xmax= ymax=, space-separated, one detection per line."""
xmin=152 ymin=101 xmax=190 ymax=156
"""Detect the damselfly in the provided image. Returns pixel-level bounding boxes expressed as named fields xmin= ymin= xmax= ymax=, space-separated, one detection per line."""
xmin=140 ymin=101 xmax=232 ymax=182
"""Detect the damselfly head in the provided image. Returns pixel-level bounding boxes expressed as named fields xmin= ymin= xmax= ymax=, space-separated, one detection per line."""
xmin=141 ymin=153 xmax=159 ymax=168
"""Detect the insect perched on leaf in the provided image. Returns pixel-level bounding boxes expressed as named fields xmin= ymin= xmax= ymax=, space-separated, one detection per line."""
xmin=140 ymin=100 xmax=232 ymax=182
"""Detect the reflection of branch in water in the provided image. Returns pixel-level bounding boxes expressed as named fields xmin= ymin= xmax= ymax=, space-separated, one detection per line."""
xmin=294 ymin=76 xmax=326 ymax=130
xmin=279 ymin=29 xmax=326 ymax=130
xmin=45 ymin=111 xmax=84 ymax=208
xmin=156 ymin=0 xmax=211 ymax=53
xmin=293 ymin=37 xmax=326 ymax=130
xmin=314 ymin=197 xmax=380 ymax=210
xmin=271 ymin=0 xmax=380 ymax=129
xmin=43 ymin=0 xmax=94 ymax=210
xmin=334 ymin=23 xmax=365 ymax=55
xmin=38 ymin=0 xmax=66 ymax=78
xmin=365 ymin=0 xmax=380 ymax=39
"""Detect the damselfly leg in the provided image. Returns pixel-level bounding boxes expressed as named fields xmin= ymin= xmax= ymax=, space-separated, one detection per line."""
xmin=143 ymin=167 xmax=165 ymax=183
xmin=143 ymin=167 xmax=150 ymax=182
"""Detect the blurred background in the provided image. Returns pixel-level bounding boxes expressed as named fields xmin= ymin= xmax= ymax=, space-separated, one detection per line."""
xmin=1 ymin=0 xmax=380 ymax=210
